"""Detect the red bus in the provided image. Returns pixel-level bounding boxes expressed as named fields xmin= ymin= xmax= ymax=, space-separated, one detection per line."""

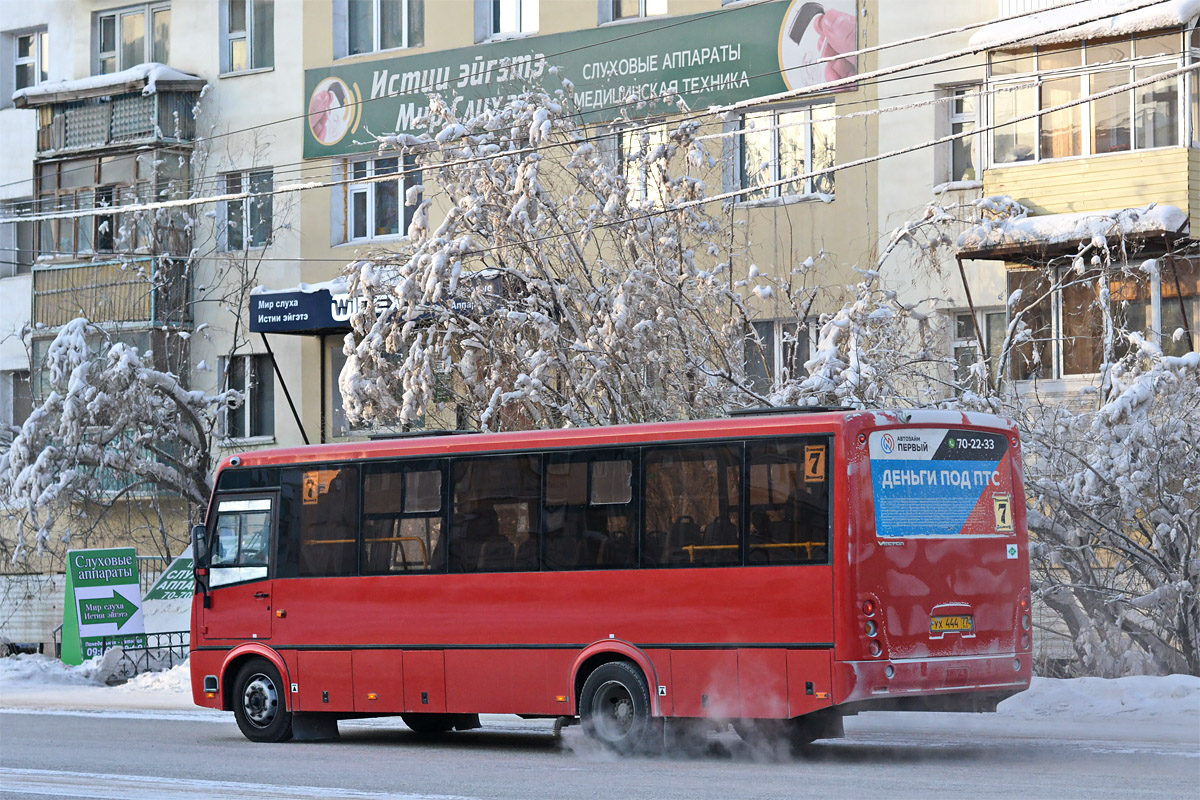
xmin=189 ymin=409 xmax=1032 ymax=751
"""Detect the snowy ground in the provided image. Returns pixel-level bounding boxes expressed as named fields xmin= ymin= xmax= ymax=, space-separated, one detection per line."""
xmin=1 ymin=654 xmax=1197 ymax=748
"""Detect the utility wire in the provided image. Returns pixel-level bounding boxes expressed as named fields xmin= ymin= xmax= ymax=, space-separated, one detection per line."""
xmin=2 ymin=58 xmax=1157 ymax=266
xmin=0 ymin=0 xmax=1110 ymax=197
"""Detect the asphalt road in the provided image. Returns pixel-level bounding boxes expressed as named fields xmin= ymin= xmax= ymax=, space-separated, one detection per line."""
xmin=1 ymin=710 xmax=1196 ymax=800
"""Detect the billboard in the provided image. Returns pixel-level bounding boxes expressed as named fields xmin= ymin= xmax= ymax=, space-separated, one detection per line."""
xmin=303 ymin=0 xmax=859 ymax=158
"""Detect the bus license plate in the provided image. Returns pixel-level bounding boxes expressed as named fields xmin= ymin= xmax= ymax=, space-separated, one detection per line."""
xmin=930 ymin=615 xmax=975 ymax=634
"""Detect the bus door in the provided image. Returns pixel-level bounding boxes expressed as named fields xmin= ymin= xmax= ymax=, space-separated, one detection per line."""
xmin=202 ymin=493 xmax=276 ymax=641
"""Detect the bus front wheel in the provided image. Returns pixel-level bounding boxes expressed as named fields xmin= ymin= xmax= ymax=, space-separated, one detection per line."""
xmin=579 ymin=661 xmax=654 ymax=753
xmin=232 ymin=657 xmax=294 ymax=743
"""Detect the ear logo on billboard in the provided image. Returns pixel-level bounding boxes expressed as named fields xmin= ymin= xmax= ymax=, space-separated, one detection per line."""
xmin=308 ymin=77 xmax=361 ymax=146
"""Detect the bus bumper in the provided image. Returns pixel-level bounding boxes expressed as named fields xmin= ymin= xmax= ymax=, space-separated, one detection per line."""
xmin=835 ymin=653 xmax=1032 ymax=711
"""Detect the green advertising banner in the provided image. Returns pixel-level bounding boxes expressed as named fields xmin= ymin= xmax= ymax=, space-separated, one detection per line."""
xmin=303 ymin=0 xmax=859 ymax=158
xmin=144 ymin=554 xmax=194 ymax=601
xmin=61 ymin=547 xmax=147 ymax=665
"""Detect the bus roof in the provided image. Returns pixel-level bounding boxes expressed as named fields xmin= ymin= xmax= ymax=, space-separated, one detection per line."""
xmin=216 ymin=409 xmax=1016 ymax=472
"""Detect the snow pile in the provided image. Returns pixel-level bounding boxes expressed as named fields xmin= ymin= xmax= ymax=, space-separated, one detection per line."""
xmin=0 ymin=653 xmax=105 ymax=688
xmin=0 ymin=653 xmax=196 ymax=712
xmin=250 ymin=277 xmax=350 ymax=296
xmin=109 ymin=659 xmax=192 ymax=698
xmin=969 ymin=0 xmax=1200 ymax=48
xmin=999 ymin=675 xmax=1200 ymax=721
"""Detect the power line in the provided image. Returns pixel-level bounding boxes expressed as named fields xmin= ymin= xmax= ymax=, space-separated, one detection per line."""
xmin=8 ymin=58 xmax=1194 ymax=271
xmin=7 ymin=26 xmax=1184 ymax=227
xmin=0 ymin=0 xmax=1109 ymax=197
xmin=0 ymin=34 xmax=1137 ymax=217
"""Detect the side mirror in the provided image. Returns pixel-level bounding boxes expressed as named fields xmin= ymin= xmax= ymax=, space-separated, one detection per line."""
xmin=191 ymin=523 xmax=210 ymax=567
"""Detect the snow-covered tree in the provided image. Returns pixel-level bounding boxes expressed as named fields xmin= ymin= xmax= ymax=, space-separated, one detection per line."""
xmin=340 ymin=80 xmax=764 ymax=431
xmin=763 ymin=196 xmax=1199 ymax=676
xmin=0 ymin=319 xmax=235 ymax=566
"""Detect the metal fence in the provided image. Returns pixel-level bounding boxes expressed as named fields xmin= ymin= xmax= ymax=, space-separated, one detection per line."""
xmin=98 ymin=630 xmax=189 ymax=683
xmin=137 ymin=555 xmax=170 ymax=595
xmin=51 ymin=627 xmax=188 ymax=683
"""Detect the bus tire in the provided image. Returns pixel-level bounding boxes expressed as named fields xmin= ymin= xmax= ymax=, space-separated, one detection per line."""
xmin=232 ymin=657 xmax=293 ymax=743
xmin=579 ymin=661 xmax=653 ymax=754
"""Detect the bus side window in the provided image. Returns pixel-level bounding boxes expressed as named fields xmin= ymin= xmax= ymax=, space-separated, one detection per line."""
xmin=451 ymin=455 xmax=539 ymax=573
xmin=362 ymin=462 xmax=446 ymax=574
xmin=290 ymin=466 xmax=359 ymax=577
xmin=543 ymin=454 xmax=638 ymax=570
xmin=643 ymin=444 xmax=742 ymax=567
xmin=747 ymin=439 xmax=830 ymax=564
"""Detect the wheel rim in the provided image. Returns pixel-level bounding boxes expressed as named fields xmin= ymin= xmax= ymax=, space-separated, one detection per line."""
xmin=242 ymin=672 xmax=279 ymax=728
xmin=591 ymin=680 xmax=637 ymax=743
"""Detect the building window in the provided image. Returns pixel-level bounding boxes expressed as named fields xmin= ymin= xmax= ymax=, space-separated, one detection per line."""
xmin=1 ymin=370 xmax=33 ymax=436
xmin=222 ymin=169 xmax=273 ymax=249
xmin=342 ymin=0 xmax=424 ymax=55
xmin=1190 ymin=26 xmax=1199 ymax=146
xmin=96 ymin=3 xmax=170 ymax=74
xmin=605 ymin=0 xmax=668 ymax=22
xmin=947 ymin=85 xmax=981 ymax=181
xmin=618 ymin=122 xmax=670 ymax=207
xmin=988 ymin=33 xmax=1185 ymax=165
xmin=0 ymin=200 xmax=35 ymax=277
xmin=1006 ymin=261 xmax=1198 ymax=381
xmin=745 ymin=319 xmax=809 ymax=394
xmin=14 ymin=29 xmax=48 ymax=92
xmin=35 ymin=150 xmax=188 ymax=259
xmin=223 ymin=354 xmax=274 ymax=439
xmin=341 ymin=155 xmax=421 ymax=243
xmin=477 ymin=0 xmax=538 ymax=40
xmin=222 ymin=0 xmax=273 ymax=73
xmin=951 ymin=309 xmax=1006 ymax=391
xmin=740 ymin=102 xmax=835 ymax=202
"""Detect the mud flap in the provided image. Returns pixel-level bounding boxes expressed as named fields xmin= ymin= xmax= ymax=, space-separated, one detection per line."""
xmin=292 ymin=713 xmax=340 ymax=741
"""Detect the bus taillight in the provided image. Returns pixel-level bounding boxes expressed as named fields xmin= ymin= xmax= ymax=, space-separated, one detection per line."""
xmin=862 ymin=599 xmax=876 ymax=617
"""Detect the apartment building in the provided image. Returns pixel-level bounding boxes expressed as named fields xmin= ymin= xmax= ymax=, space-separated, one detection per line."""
xmin=0 ymin=0 xmax=306 ymax=646
xmin=257 ymin=0 xmax=877 ymax=440
xmin=878 ymin=0 xmax=1198 ymax=393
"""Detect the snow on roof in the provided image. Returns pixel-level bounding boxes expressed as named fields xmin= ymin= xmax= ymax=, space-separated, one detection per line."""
xmin=969 ymin=0 xmax=1200 ymax=49
xmin=12 ymin=63 xmax=206 ymax=108
xmin=250 ymin=277 xmax=351 ymax=296
xmin=957 ymin=203 xmax=1188 ymax=257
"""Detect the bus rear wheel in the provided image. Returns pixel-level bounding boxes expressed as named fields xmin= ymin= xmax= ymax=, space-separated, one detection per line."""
xmin=232 ymin=657 xmax=293 ymax=743
xmin=579 ymin=661 xmax=654 ymax=754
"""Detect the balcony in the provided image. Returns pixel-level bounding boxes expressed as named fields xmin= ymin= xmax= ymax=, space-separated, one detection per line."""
xmin=32 ymin=256 xmax=190 ymax=330
xmin=13 ymin=64 xmax=206 ymax=156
